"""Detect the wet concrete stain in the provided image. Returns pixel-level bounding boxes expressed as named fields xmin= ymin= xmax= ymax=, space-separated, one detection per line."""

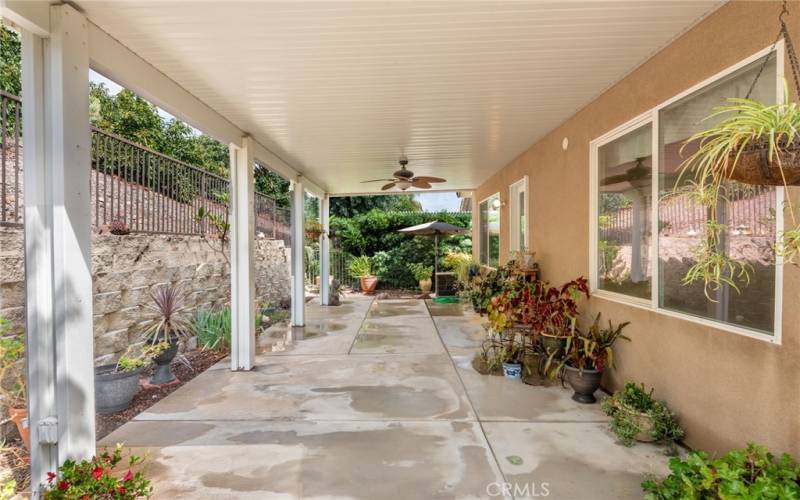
xmin=427 ymin=303 xmax=465 ymax=317
xmin=516 ymin=456 xmax=644 ymax=499
xmin=311 ymin=384 xmax=452 ymax=418
xmin=211 ymin=426 xmax=494 ymax=499
xmin=367 ymin=300 xmax=426 ymax=318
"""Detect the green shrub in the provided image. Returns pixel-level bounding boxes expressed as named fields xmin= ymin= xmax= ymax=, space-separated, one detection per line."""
xmin=348 ymin=256 xmax=373 ymax=277
xmin=192 ymin=308 xmax=231 ymax=351
xmin=642 ymin=443 xmax=800 ymax=499
xmin=602 ymin=382 xmax=684 ymax=448
xmin=408 ymin=263 xmax=433 ymax=282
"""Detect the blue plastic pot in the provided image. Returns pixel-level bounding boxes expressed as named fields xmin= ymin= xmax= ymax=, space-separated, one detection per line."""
xmin=502 ymin=362 xmax=522 ymax=379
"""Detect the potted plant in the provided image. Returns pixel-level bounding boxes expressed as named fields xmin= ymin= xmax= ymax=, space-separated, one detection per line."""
xmin=305 ymin=219 xmax=323 ymax=240
xmin=522 ymin=277 xmax=590 ymax=354
xmin=497 ymin=335 xmax=524 ymax=380
xmin=547 ymin=313 xmax=630 ymax=403
xmin=142 ymin=283 xmax=192 ymax=385
xmin=349 ymin=256 xmax=378 ymax=294
xmin=43 ymin=444 xmax=152 ymax=499
xmin=94 ymin=343 xmax=168 ymax=414
xmin=0 ymin=324 xmax=28 ymax=449
xmin=602 ymin=382 xmax=684 ymax=448
xmin=408 ymin=263 xmax=434 ymax=294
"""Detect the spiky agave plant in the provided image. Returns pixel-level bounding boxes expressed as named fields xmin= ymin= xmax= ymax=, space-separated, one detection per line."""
xmin=142 ymin=283 xmax=192 ymax=345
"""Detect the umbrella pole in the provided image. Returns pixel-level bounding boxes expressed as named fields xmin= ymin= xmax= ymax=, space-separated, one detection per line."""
xmin=434 ymin=234 xmax=438 ymax=296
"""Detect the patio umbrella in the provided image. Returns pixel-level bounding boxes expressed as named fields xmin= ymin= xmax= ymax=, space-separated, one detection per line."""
xmin=398 ymin=221 xmax=466 ymax=295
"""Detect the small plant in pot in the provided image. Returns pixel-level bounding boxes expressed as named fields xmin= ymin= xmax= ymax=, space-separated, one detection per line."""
xmin=496 ymin=336 xmax=524 ymax=380
xmin=602 ymin=382 xmax=684 ymax=449
xmin=408 ymin=262 xmax=434 ymax=294
xmin=349 ymin=256 xmax=378 ymax=294
xmin=522 ymin=277 xmax=590 ymax=355
xmin=0 ymin=324 xmax=28 ymax=449
xmin=546 ymin=313 xmax=630 ymax=404
xmin=142 ymin=283 xmax=192 ymax=385
xmin=94 ymin=342 xmax=168 ymax=415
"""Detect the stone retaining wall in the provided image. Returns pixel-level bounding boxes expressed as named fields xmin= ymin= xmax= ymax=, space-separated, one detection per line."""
xmin=0 ymin=227 xmax=290 ymax=364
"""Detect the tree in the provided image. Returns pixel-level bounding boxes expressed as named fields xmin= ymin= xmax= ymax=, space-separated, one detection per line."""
xmin=330 ymin=195 xmax=421 ymax=218
xmin=0 ymin=23 xmax=21 ymax=96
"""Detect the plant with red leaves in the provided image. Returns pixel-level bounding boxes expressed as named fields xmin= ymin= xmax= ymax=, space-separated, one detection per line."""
xmin=43 ymin=444 xmax=151 ymax=499
xmin=520 ymin=277 xmax=590 ymax=337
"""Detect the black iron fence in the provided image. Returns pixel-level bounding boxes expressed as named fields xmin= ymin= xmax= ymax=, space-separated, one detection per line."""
xmin=0 ymin=92 xmax=291 ymax=245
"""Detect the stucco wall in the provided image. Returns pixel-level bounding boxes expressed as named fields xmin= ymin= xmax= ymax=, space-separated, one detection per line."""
xmin=472 ymin=1 xmax=800 ymax=456
xmin=0 ymin=227 xmax=291 ymax=364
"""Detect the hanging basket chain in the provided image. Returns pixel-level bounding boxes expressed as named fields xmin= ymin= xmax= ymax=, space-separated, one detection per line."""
xmin=745 ymin=0 xmax=800 ymax=100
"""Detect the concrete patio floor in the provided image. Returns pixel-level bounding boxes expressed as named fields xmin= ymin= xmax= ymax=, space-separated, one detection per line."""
xmin=101 ymin=295 xmax=672 ymax=499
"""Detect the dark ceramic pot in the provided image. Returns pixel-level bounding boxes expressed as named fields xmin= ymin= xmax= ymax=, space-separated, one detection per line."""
xmin=521 ymin=353 xmax=543 ymax=386
xmin=563 ymin=365 xmax=602 ymax=404
xmin=150 ymin=334 xmax=180 ymax=385
xmin=95 ymin=364 xmax=144 ymax=414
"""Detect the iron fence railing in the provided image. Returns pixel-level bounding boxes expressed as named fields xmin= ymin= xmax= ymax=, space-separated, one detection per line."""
xmin=304 ymin=243 xmax=356 ymax=289
xmin=1 ymin=91 xmax=21 ymax=226
xmin=0 ymin=91 xmax=291 ymax=243
xmin=599 ymin=184 xmax=776 ymax=244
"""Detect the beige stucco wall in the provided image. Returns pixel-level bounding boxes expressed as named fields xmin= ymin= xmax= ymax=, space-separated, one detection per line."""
xmin=472 ymin=1 xmax=800 ymax=456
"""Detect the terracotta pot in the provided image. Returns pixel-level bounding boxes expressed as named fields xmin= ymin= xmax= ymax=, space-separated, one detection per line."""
xmin=419 ymin=278 xmax=432 ymax=294
xmin=360 ymin=276 xmax=378 ymax=294
xmin=563 ymin=365 xmax=602 ymax=404
xmin=729 ymin=146 xmax=800 ymax=186
xmin=8 ymin=407 xmax=29 ymax=450
xmin=617 ymin=402 xmax=656 ymax=442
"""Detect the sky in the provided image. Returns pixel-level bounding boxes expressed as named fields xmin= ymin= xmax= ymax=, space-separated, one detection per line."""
xmin=91 ymin=71 xmax=465 ymax=212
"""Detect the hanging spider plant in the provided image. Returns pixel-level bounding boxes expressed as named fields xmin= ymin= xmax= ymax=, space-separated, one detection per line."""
xmin=678 ymin=82 xmax=800 ymax=295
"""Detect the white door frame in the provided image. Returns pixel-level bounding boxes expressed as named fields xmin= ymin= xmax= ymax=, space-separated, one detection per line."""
xmin=508 ymin=176 xmax=529 ymax=253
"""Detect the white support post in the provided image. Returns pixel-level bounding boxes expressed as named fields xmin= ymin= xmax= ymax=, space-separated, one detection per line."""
xmin=21 ymin=27 xmax=57 ymax=491
xmin=48 ymin=3 xmax=95 ymax=465
xmin=320 ymin=195 xmax=330 ymax=306
xmin=229 ymin=137 xmax=255 ymax=371
xmin=291 ymin=181 xmax=306 ymax=326
xmin=22 ymin=5 xmax=94 ymax=492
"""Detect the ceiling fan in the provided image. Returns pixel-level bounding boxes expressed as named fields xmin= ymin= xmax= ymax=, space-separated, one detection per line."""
xmin=600 ymin=157 xmax=679 ymax=191
xmin=361 ymin=156 xmax=446 ymax=191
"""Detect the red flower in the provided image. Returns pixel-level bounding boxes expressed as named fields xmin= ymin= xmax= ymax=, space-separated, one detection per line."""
xmin=118 ymin=486 xmax=127 ymax=495
xmin=123 ymin=470 xmax=133 ymax=482
xmin=92 ymin=466 xmax=104 ymax=480
xmin=46 ymin=472 xmax=56 ymax=483
xmin=58 ymin=480 xmax=70 ymax=491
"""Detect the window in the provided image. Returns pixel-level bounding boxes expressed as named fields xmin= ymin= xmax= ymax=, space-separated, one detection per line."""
xmin=596 ymin=124 xmax=652 ymax=300
xmin=509 ymin=177 xmax=529 ymax=253
xmin=659 ymin=56 xmax=777 ymax=333
xmin=479 ymin=193 xmax=500 ymax=267
xmin=590 ymin=47 xmax=782 ymax=341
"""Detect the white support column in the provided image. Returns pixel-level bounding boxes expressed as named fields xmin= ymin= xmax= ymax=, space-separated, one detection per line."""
xmin=22 ymin=5 xmax=94 ymax=491
xmin=21 ymin=27 xmax=57 ymax=491
xmin=229 ymin=137 xmax=256 ymax=371
xmin=291 ymin=181 xmax=306 ymax=326
xmin=319 ymin=195 xmax=331 ymax=306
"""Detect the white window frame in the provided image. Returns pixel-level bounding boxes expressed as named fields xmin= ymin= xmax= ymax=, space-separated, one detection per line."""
xmin=509 ymin=176 xmax=529 ymax=254
xmin=479 ymin=192 xmax=500 ymax=267
xmin=589 ymin=41 xmax=785 ymax=345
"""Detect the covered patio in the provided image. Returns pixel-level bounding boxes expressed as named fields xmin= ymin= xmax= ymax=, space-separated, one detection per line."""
xmin=3 ymin=0 xmax=799 ymax=498
xmin=100 ymin=295 xmax=668 ymax=499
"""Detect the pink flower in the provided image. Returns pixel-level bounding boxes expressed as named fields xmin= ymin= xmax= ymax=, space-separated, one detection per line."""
xmin=46 ymin=472 xmax=56 ymax=483
xmin=92 ymin=467 xmax=104 ymax=480
xmin=123 ymin=470 xmax=134 ymax=482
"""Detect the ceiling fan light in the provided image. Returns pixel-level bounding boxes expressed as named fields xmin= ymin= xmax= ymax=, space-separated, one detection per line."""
xmin=395 ymin=179 xmax=412 ymax=190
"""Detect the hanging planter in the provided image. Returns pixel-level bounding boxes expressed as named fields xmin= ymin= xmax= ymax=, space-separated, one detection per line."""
xmin=305 ymin=219 xmax=323 ymax=240
xmin=678 ymin=1 xmax=800 ymax=294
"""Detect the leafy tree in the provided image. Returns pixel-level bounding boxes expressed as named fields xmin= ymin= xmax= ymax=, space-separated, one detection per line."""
xmin=0 ymin=23 xmax=21 ymax=96
xmin=331 ymin=195 xmax=421 ymax=218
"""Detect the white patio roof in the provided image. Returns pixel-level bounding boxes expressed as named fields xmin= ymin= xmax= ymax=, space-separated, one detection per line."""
xmin=73 ymin=1 xmax=722 ymax=195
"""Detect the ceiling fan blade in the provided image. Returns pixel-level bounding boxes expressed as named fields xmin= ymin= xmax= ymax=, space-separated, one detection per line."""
xmin=361 ymin=178 xmax=395 ymax=183
xmin=381 ymin=182 xmax=397 ymax=191
xmin=413 ymin=176 xmax=446 ymax=183
xmin=600 ymin=174 xmax=632 ymax=186
xmin=412 ymin=179 xmax=432 ymax=189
